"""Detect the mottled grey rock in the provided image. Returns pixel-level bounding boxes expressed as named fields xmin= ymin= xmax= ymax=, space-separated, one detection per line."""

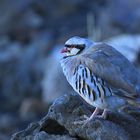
xmin=95 ymin=0 xmax=140 ymax=39
xmin=0 ymin=133 xmax=9 ymax=140
xmin=34 ymin=132 xmax=77 ymax=140
xmin=19 ymin=98 xmax=47 ymax=121
xmin=12 ymin=94 xmax=140 ymax=140
xmin=43 ymin=95 xmax=129 ymax=140
xmin=0 ymin=0 xmax=34 ymax=35
xmin=0 ymin=31 xmax=52 ymax=110
xmin=0 ymin=113 xmax=21 ymax=140
xmin=11 ymin=122 xmax=77 ymax=140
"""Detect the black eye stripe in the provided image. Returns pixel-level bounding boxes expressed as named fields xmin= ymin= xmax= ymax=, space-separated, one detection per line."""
xmin=65 ymin=44 xmax=85 ymax=49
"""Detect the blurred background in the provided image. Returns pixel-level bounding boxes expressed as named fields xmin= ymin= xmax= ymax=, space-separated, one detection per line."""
xmin=0 ymin=0 xmax=140 ymax=139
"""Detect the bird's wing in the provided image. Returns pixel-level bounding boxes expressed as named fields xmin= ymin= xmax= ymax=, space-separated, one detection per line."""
xmin=81 ymin=43 xmax=140 ymax=99
xmin=73 ymin=64 xmax=109 ymax=102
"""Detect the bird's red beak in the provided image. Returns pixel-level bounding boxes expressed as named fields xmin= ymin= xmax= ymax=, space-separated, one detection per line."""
xmin=61 ymin=48 xmax=68 ymax=53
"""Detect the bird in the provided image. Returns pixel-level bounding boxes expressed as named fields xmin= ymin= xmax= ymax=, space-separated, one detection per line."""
xmin=60 ymin=36 xmax=140 ymax=124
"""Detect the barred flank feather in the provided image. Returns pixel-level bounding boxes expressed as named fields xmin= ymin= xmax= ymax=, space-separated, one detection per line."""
xmin=72 ymin=65 xmax=112 ymax=104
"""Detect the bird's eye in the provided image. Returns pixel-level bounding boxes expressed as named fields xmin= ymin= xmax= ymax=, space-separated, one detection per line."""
xmin=72 ymin=45 xmax=76 ymax=48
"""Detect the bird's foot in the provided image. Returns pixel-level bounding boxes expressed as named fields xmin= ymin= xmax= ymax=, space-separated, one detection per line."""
xmin=73 ymin=115 xmax=94 ymax=125
xmin=73 ymin=108 xmax=108 ymax=126
xmin=98 ymin=109 xmax=108 ymax=119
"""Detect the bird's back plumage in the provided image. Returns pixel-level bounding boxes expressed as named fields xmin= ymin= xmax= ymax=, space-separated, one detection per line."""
xmin=81 ymin=43 xmax=140 ymax=98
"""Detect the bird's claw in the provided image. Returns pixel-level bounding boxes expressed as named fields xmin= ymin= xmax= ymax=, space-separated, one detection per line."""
xmin=73 ymin=118 xmax=91 ymax=127
xmin=73 ymin=109 xmax=107 ymax=126
xmin=73 ymin=114 xmax=106 ymax=126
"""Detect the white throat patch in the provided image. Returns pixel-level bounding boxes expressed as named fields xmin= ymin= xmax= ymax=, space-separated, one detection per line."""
xmin=70 ymin=48 xmax=80 ymax=55
xmin=66 ymin=48 xmax=80 ymax=56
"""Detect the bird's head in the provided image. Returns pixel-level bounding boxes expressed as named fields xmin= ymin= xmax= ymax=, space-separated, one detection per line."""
xmin=61 ymin=36 xmax=94 ymax=57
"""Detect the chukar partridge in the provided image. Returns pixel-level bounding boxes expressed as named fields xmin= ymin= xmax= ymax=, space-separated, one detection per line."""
xmin=60 ymin=36 xmax=140 ymax=124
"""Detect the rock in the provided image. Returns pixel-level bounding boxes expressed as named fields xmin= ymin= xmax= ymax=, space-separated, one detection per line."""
xmin=0 ymin=30 xmax=53 ymax=111
xmin=11 ymin=122 xmax=76 ymax=140
xmin=12 ymin=94 xmax=140 ymax=140
xmin=19 ymin=98 xmax=48 ymax=121
xmin=34 ymin=132 xmax=77 ymax=140
xmin=97 ymin=0 xmax=140 ymax=39
xmin=0 ymin=133 xmax=9 ymax=140
xmin=0 ymin=0 xmax=34 ymax=35
xmin=0 ymin=113 xmax=20 ymax=140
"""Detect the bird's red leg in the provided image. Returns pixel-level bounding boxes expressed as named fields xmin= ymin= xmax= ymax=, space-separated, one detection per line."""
xmin=88 ymin=107 xmax=100 ymax=120
xmin=73 ymin=108 xmax=108 ymax=125
xmin=101 ymin=109 xmax=108 ymax=119
xmin=74 ymin=107 xmax=100 ymax=125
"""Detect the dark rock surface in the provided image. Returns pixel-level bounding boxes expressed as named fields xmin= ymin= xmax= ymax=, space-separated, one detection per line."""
xmin=12 ymin=94 xmax=140 ymax=140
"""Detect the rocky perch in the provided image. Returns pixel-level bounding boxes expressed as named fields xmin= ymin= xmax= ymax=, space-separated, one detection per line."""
xmin=11 ymin=94 xmax=140 ymax=140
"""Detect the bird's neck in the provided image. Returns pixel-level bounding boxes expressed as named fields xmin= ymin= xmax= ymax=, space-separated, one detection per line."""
xmin=60 ymin=56 xmax=81 ymax=81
